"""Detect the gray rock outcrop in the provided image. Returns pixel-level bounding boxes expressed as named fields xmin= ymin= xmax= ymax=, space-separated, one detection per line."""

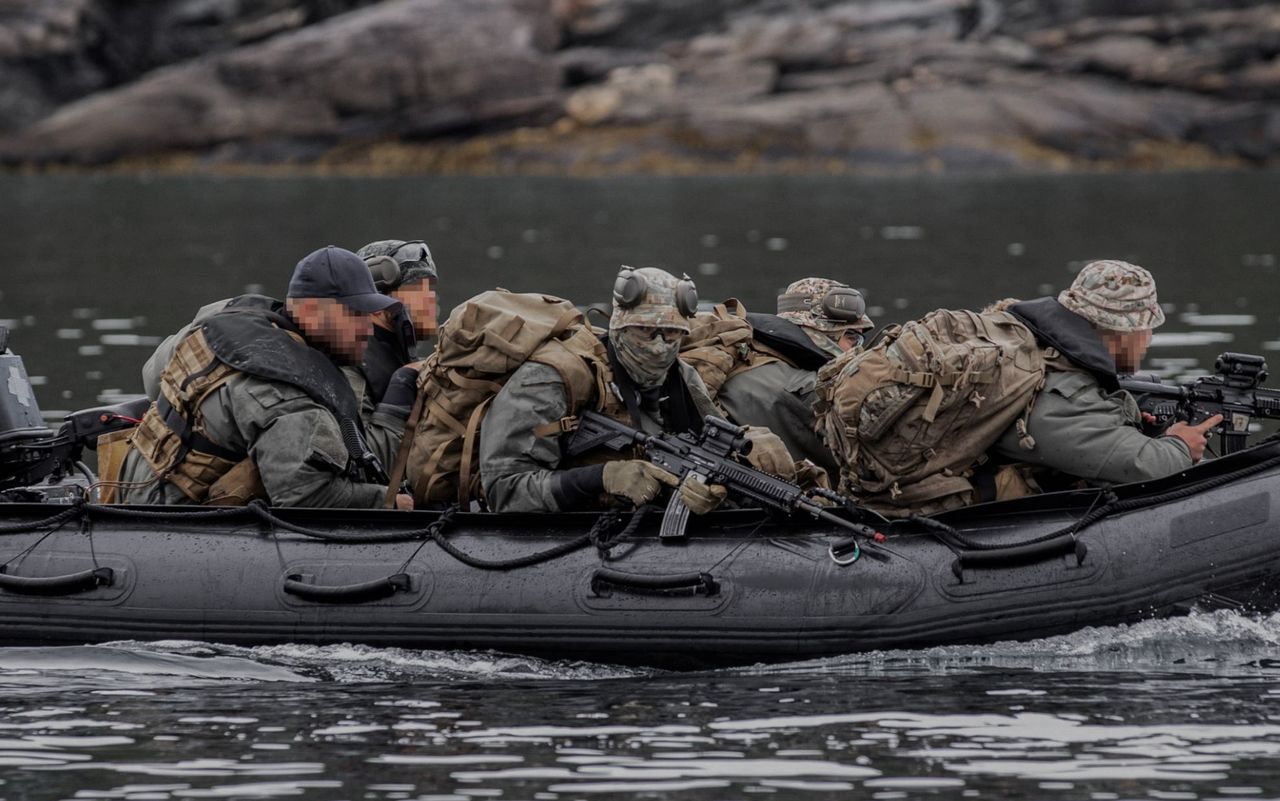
xmin=2 ymin=0 xmax=1278 ymax=170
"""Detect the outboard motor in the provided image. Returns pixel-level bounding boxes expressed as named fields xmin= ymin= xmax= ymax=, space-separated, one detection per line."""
xmin=0 ymin=327 xmax=149 ymax=495
xmin=0 ymin=327 xmax=57 ymax=490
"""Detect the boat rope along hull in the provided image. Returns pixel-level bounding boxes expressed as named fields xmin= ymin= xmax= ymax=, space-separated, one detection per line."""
xmin=0 ymin=446 xmax=1278 ymax=668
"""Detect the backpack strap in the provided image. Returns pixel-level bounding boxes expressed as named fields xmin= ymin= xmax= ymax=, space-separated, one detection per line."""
xmin=457 ymin=395 xmax=494 ymax=507
xmin=383 ymin=388 xmax=427 ymax=508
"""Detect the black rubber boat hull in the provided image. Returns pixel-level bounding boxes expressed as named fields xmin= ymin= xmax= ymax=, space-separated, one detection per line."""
xmin=1 ymin=444 xmax=1278 ymax=669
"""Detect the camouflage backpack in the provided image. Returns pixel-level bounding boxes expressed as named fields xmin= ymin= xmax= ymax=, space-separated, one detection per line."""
xmin=389 ymin=290 xmax=609 ymax=508
xmin=678 ymin=298 xmax=808 ymax=401
xmin=814 ymin=308 xmax=1045 ymax=517
xmin=678 ymin=299 xmax=756 ymax=397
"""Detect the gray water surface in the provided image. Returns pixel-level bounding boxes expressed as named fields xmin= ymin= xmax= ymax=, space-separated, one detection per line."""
xmin=2 ymin=172 xmax=1280 ymax=799
xmin=2 ymin=612 xmax=1280 ymax=800
xmin=2 ymin=171 xmax=1278 ymax=416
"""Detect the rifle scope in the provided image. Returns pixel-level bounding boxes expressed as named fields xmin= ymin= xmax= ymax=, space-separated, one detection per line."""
xmin=1214 ymin=352 xmax=1268 ymax=389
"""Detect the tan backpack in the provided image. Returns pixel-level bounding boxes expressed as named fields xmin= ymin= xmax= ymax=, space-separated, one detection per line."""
xmin=390 ymin=289 xmax=608 ymax=508
xmin=814 ymin=308 xmax=1045 ymax=517
xmin=678 ymin=299 xmax=757 ymax=397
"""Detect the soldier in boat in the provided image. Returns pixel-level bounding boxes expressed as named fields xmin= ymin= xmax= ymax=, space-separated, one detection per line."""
xmin=714 ymin=277 xmax=875 ymax=482
xmin=987 ymin=259 xmax=1220 ymax=495
xmin=477 ymin=267 xmax=793 ymax=514
xmin=114 ymin=246 xmax=415 ymax=509
xmin=140 ymin=238 xmax=440 ymax=470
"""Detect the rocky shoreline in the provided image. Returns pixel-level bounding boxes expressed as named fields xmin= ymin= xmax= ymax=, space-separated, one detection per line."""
xmin=1 ymin=0 xmax=1278 ymax=174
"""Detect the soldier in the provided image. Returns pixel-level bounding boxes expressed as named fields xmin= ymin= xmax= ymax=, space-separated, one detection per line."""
xmin=140 ymin=238 xmax=440 ymax=470
xmin=478 ymin=267 xmax=789 ymax=514
xmin=775 ymin=277 xmax=875 ymax=358
xmin=990 ymin=260 xmax=1219 ymax=492
xmin=117 ymin=246 xmax=414 ymax=509
xmin=354 ymin=239 xmax=440 ymax=342
xmin=715 ymin=278 xmax=875 ymax=479
xmin=349 ymin=240 xmax=440 ymax=469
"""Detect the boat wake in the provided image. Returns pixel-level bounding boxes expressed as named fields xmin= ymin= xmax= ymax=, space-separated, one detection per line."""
xmin=737 ymin=608 xmax=1280 ymax=677
xmin=0 ymin=609 xmax=1274 ymax=689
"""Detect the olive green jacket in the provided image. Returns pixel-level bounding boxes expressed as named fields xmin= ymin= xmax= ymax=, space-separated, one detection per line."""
xmin=992 ymin=367 xmax=1193 ymax=486
xmin=119 ymin=373 xmax=387 ymax=508
xmin=143 ymin=298 xmax=407 ymax=470
xmin=717 ymin=360 xmax=839 ymax=479
xmin=480 ymin=360 xmax=718 ymax=513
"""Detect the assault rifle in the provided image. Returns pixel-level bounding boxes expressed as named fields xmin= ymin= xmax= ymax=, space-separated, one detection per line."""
xmin=567 ymin=410 xmax=882 ymax=541
xmin=1119 ymin=352 xmax=1280 ymax=456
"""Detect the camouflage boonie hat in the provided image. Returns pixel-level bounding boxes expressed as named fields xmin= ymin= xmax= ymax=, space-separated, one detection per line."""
xmin=610 ymin=266 xmax=695 ymax=333
xmin=356 ymin=239 xmax=438 ymax=289
xmin=1058 ymin=260 xmax=1165 ymax=332
xmin=777 ymin=277 xmax=874 ymax=333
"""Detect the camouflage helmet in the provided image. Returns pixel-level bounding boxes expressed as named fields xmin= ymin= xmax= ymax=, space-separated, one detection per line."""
xmin=1058 ymin=259 xmax=1165 ymax=332
xmin=610 ymin=266 xmax=698 ymax=333
xmin=777 ymin=277 xmax=874 ymax=333
xmin=356 ymin=239 xmax=438 ymax=292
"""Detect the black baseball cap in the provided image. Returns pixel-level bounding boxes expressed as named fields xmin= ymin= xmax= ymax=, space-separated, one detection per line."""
xmin=287 ymin=246 xmax=400 ymax=314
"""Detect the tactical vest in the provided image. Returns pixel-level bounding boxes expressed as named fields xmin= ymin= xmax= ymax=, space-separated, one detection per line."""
xmin=128 ymin=305 xmax=371 ymax=505
xmin=128 ymin=327 xmax=259 ymax=504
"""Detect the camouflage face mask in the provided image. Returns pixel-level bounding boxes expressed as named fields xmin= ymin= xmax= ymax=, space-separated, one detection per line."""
xmin=610 ymin=326 xmax=680 ymax=389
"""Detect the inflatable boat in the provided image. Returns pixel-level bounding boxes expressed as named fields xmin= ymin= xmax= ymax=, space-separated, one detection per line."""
xmin=0 ymin=440 xmax=1278 ymax=669
xmin=3 ymin=327 xmax=1280 ymax=669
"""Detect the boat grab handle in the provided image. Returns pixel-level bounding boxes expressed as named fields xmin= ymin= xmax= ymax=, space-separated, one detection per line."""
xmin=0 ymin=565 xmax=114 ymax=595
xmin=952 ymin=535 xmax=1087 ymax=582
xmin=283 ymin=573 xmax=411 ymax=603
xmin=591 ymin=568 xmax=719 ymax=597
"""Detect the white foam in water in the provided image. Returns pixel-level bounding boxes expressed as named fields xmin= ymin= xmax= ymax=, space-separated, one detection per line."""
xmin=733 ymin=610 xmax=1280 ymax=677
xmin=1 ymin=610 xmax=1275 ymax=690
xmin=142 ymin=641 xmax=650 ymax=684
xmin=0 ymin=644 xmax=311 ymax=684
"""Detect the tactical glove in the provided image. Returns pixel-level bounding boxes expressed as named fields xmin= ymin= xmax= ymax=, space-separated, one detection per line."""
xmin=679 ymin=476 xmax=729 ymax=515
xmin=374 ymin=365 xmax=421 ymax=423
xmin=743 ymin=426 xmax=796 ymax=482
xmin=793 ymin=458 xmax=832 ymax=491
xmin=602 ymin=460 xmax=680 ymax=506
xmin=381 ymin=365 xmax=421 ymax=410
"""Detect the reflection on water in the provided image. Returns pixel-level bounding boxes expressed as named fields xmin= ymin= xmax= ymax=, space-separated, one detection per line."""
xmin=2 ymin=173 xmax=1280 ymax=798
xmin=1 ymin=172 xmax=1279 ymax=417
xmin=0 ymin=613 xmax=1276 ymax=798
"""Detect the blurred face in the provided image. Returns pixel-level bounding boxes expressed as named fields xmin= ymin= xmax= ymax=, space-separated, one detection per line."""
xmin=1101 ymin=328 xmax=1153 ymax=373
xmin=391 ymin=280 xmax=439 ymax=338
xmin=289 ymin=298 xmax=375 ymax=365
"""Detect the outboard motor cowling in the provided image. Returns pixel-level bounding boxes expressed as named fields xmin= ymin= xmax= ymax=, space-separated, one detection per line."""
xmin=0 ymin=327 xmax=53 ymax=447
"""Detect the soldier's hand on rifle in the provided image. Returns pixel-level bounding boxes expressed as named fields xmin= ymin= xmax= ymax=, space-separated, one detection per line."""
xmin=394 ymin=493 xmax=414 ymax=511
xmin=1166 ymin=414 xmax=1224 ymax=462
xmin=742 ymin=427 xmax=797 ymax=481
xmin=679 ymin=476 xmax=728 ymax=515
xmin=602 ymin=460 xmax=679 ymax=506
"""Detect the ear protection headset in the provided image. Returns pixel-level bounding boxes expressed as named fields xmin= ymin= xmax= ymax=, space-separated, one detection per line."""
xmin=777 ymin=286 xmax=866 ymax=323
xmin=612 ymin=267 xmax=699 ymax=318
xmin=364 ymin=255 xmax=401 ymax=292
